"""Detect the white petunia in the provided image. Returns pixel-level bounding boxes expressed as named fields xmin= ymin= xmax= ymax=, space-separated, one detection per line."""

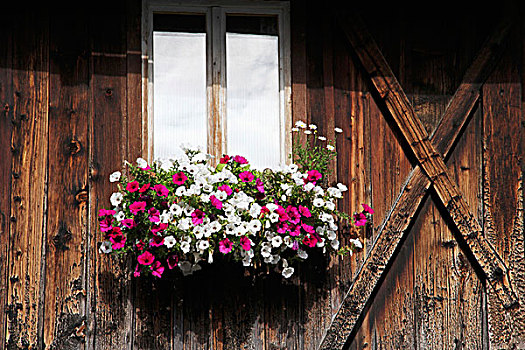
xmin=350 ymin=238 xmax=363 ymax=249
xmin=304 ymin=183 xmax=315 ymax=192
xmin=249 ymin=220 xmax=262 ymax=233
xmin=202 ymin=184 xmax=213 ymax=193
xmin=249 ymin=203 xmax=262 ymax=218
xmin=326 ymin=230 xmax=337 ymax=240
xmin=313 ymin=186 xmax=325 ymax=196
xmin=159 ymin=210 xmax=171 ymax=223
xmin=283 ymin=236 xmax=294 ymax=248
xmin=169 ymin=203 xmax=182 ymax=216
xmin=109 ymin=171 xmax=121 ymax=182
xmin=269 ymin=212 xmax=280 ymax=223
xmin=159 ymin=159 xmax=174 ymax=171
xmin=313 ymin=198 xmax=324 ymax=208
xmin=179 ymin=261 xmax=193 ymax=276
xmin=271 ymin=235 xmax=283 ymax=248
xmin=197 ymin=240 xmax=209 ymax=251
xmin=269 ymin=254 xmax=281 ymax=265
xmin=164 ymin=235 xmax=176 ymax=248
xmin=114 ymin=211 xmax=125 ymax=222
xmin=136 ymin=157 xmax=148 ymax=168
xmin=282 ymin=266 xmax=294 ymax=278
xmin=180 ymin=241 xmax=191 ymax=254
xmin=297 ymin=249 xmax=308 ymax=260
xmin=175 ymin=186 xmax=187 ymax=197
xmin=266 ymin=203 xmax=278 ymax=212
xmin=330 ymin=239 xmax=340 ymax=250
xmin=324 ymin=201 xmax=336 ymax=211
xmin=99 ymin=241 xmax=112 ymax=254
xmin=192 ymin=152 xmax=207 ymax=163
xmin=261 ymin=243 xmax=272 ymax=258
xmin=336 ymin=183 xmax=348 ymax=192
xmin=110 ymin=192 xmax=123 ymax=206
xmin=209 ymin=221 xmax=221 ymax=233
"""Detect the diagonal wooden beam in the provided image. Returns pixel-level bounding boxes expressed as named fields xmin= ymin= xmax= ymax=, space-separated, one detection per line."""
xmin=319 ymin=13 xmax=514 ymax=350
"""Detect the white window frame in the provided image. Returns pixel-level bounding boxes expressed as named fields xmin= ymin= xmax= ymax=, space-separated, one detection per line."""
xmin=142 ymin=0 xmax=292 ymax=166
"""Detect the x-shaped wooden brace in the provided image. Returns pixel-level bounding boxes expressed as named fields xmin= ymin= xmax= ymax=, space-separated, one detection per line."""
xmin=319 ymin=12 xmax=517 ymax=350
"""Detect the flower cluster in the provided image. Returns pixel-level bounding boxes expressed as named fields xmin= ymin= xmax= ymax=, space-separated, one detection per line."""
xmin=99 ymin=123 xmax=372 ymax=279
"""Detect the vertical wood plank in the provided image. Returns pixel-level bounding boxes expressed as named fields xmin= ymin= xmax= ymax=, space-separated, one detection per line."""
xmin=87 ymin=2 xmax=133 ymax=348
xmin=43 ymin=8 xmax=90 ymax=349
xmin=484 ymin=30 xmax=525 ymax=347
xmin=0 ymin=9 xmax=14 ymax=349
xmin=6 ymin=9 xmax=49 ymax=349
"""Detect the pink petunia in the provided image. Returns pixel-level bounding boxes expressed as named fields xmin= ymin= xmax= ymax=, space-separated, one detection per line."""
xmin=362 ymin=203 xmax=375 ymax=214
xmin=134 ymin=264 xmax=141 ymax=277
xmin=239 ymin=236 xmax=252 ymax=251
xmin=138 ymin=183 xmax=150 ymax=193
xmin=289 ymin=225 xmax=301 ymax=237
xmin=148 ymin=207 xmax=160 ymax=223
xmin=191 ymin=209 xmax=206 ymax=225
xmin=109 ymin=231 xmax=126 ymax=250
xmin=121 ymin=218 xmax=135 ymax=229
xmin=149 ymin=234 xmax=164 ymax=247
xmin=305 ymin=169 xmax=322 ymax=185
xmin=276 ymin=205 xmax=290 ymax=222
xmin=99 ymin=209 xmax=116 ymax=217
xmin=129 ymin=201 xmax=147 ymax=215
xmin=153 ymin=184 xmax=169 ymax=197
xmin=302 ymin=234 xmax=318 ymax=248
xmin=233 ymin=155 xmax=248 ymax=164
xmin=151 ymin=223 xmax=168 ymax=234
xmin=172 ymin=171 xmax=188 ymax=186
xmin=167 ymin=255 xmax=179 ymax=269
xmin=136 ymin=240 xmax=146 ymax=251
xmin=277 ymin=222 xmax=290 ymax=234
xmin=99 ymin=216 xmax=113 ymax=232
xmin=137 ymin=251 xmax=155 ymax=265
xmin=239 ymin=171 xmax=254 ymax=182
xmin=218 ymin=184 xmax=232 ymax=196
xmin=210 ymin=195 xmax=223 ymax=209
xmin=126 ymin=181 xmax=140 ymax=192
xmin=219 ymin=238 xmax=233 ymax=254
xmin=255 ymin=178 xmax=265 ymax=193
xmin=298 ymin=205 xmax=311 ymax=218
xmin=220 ymin=155 xmax=230 ymax=164
xmin=301 ymin=223 xmax=315 ymax=234
xmin=150 ymin=260 xmax=165 ymax=278
xmin=286 ymin=206 xmax=301 ymax=225
xmin=354 ymin=212 xmax=367 ymax=226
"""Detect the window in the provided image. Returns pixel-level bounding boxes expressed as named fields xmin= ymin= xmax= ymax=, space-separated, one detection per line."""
xmin=143 ymin=1 xmax=291 ymax=169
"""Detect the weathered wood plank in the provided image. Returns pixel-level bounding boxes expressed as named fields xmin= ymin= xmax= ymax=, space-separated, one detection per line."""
xmin=43 ymin=9 xmax=90 ymax=349
xmin=320 ymin=11 xmax=513 ymax=349
xmin=6 ymin=10 xmax=49 ymax=349
xmin=0 ymin=10 xmax=14 ymax=348
xmin=338 ymin=11 xmax=515 ymax=306
xmin=483 ymin=34 xmax=525 ymax=347
xmin=87 ymin=3 xmax=133 ymax=349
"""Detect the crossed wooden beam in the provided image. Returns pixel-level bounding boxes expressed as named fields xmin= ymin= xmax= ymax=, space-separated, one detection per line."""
xmin=320 ymin=12 xmax=517 ymax=349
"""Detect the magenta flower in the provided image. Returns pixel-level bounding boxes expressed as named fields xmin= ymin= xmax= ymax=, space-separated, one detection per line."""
xmin=99 ymin=209 xmax=116 ymax=217
xmin=362 ymin=203 xmax=375 ymax=214
xmin=167 ymin=255 xmax=178 ymax=269
xmin=220 ymin=155 xmax=230 ymax=164
xmin=218 ymin=184 xmax=233 ymax=196
xmin=137 ymin=251 xmax=155 ymax=265
xmin=99 ymin=217 xmax=113 ymax=232
xmin=148 ymin=207 xmax=160 ymax=223
xmin=138 ymin=183 xmax=150 ymax=193
xmin=276 ymin=205 xmax=290 ymax=222
xmin=149 ymin=234 xmax=164 ymax=247
xmin=289 ymin=225 xmax=301 ymax=237
xmin=210 ymin=195 xmax=223 ymax=209
xmin=191 ymin=209 xmax=206 ymax=225
xmin=121 ymin=218 xmax=135 ymax=229
xmin=277 ymin=222 xmax=290 ymax=234
xmin=306 ymin=169 xmax=322 ymax=184
xmin=172 ymin=171 xmax=188 ymax=186
xmin=302 ymin=234 xmax=318 ymax=248
xmin=151 ymin=223 xmax=168 ymax=234
xmin=354 ymin=212 xmax=367 ymax=226
xmin=240 ymin=236 xmax=252 ymax=251
xmin=134 ymin=264 xmax=141 ymax=277
xmin=129 ymin=201 xmax=147 ymax=215
xmin=301 ymin=223 xmax=315 ymax=234
xmin=255 ymin=178 xmax=265 ymax=193
xmin=233 ymin=155 xmax=248 ymax=164
xmin=239 ymin=171 xmax=254 ymax=182
xmin=299 ymin=205 xmax=311 ymax=218
xmin=153 ymin=184 xmax=169 ymax=197
xmin=219 ymin=238 xmax=233 ymax=254
xmin=109 ymin=231 xmax=126 ymax=250
xmin=126 ymin=181 xmax=140 ymax=192
xmin=286 ymin=206 xmax=301 ymax=225
xmin=150 ymin=260 xmax=165 ymax=278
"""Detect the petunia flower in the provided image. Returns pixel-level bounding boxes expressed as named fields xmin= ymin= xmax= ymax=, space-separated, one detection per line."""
xmin=298 ymin=205 xmax=311 ymax=218
xmin=219 ymin=155 xmax=230 ymax=164
xmin=99 ymin=209 xmax=116 ymax=217
xmin=121 ymin=218 xmax=135 ymax=229
xmin=148 ymin=207 xmax=160 ymax=223
xmin=109 ymin=231 xmax=126 ymax=250
xmin=153 ymin=184 xmax=169 ymax=197
xmin=302 ymin=234 xmax=318 ymax=248
xmin=129 ymin=201 xmax=147 ymax=215
xmin=133 ymin=264 xmax=141 ymax=277
xmin=218 ymin=184 xmax=232 ymax=196
xmin=191 ymin=209 xmax=206 ymax=225
xmin=301 ymin=223 xmax=315 ymax=234
xmin=286 ymin=206 xmax=301 ymax=225
xmin=150 ymin=261 xmax=165 ymax=278
xmin=109 ymin=171 xmax=121 ymax=182
xmin=255 ymin=178 xmax=265 ymax=193
xmin=240 ymin=236 xmax=252 ymax=251
xmin=354 ymin=212 xmax=367 ymax=226
xmin=126 ymin=181 xmax=139 ymax=192
xmin=219 ymin=238 xmax=233 ymax=254
xmin=210 ymin=195 xmax=223 ymax=209
xmin=362 ymin=203 xmax=375 ymax=214
xmin=99 ymin=216 xmax=113 ymax=232
xmin=172 ymin=171 xmax=188 ymax=186
xmin=167 ymin=255 xmax=178 ymax=269
xmin=233 ymin=155 xmax=248 ymax=164
xmin=138 ymin=183 xmax=150 ymax=193
xmin=137 ymin=251 xmax=155 ymax=265
xmin=306 ymin=169 xmax=322 ymax=184
xmin=239 ymin=171 xmax=254 ymax=182
xmin=151 ymin=223 xmax=167 ymax=234
xmin=149 ymin=234 xmax=164 ymax=247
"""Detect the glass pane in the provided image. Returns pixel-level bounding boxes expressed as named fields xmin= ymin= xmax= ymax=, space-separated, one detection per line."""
xmin=153 ymin=14 xmax=207 ymax=160
xmin=226 ymin=15 xmax=280 ymax=169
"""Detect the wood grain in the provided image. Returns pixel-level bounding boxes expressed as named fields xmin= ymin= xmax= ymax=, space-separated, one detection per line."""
xmin=6 ymin=10 xmax=49 ymax=349
xmin=44 ymin=9 xmax=90 ymax=349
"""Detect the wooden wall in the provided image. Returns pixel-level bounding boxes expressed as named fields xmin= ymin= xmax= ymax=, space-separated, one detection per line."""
xmin=0 ymin=1 xmax=523 ymax=349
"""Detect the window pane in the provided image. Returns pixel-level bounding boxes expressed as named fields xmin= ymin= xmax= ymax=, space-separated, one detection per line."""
xmin=153 ymin=14 xmax=207 ymax=160
xmin=226 ymin=15 xmax=280 ymax=169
